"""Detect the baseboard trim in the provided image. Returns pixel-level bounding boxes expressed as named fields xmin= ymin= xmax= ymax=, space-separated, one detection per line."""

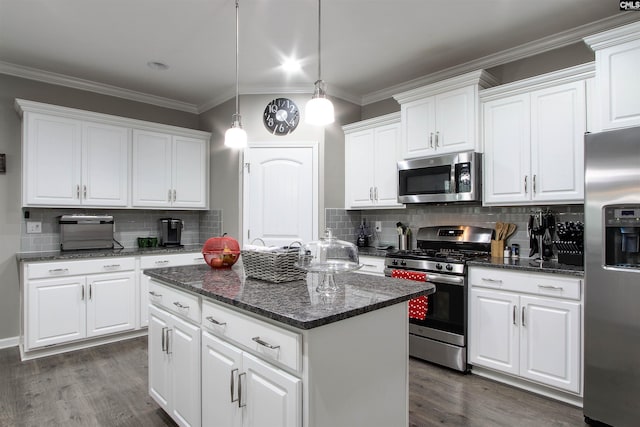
xmin=0 ymin=336 xmax=19 ymax=349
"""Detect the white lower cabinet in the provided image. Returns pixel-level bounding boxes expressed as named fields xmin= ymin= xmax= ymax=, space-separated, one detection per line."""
xmin=356 ymin=255 xmax=385 ymax=276
xmin=149 ymin=304 xmax=201 ymax=427
xmin=202 ymin=332 xmax=301 ymax=427
xmin=468 ymin=267 xmax=582 ymax=395
xmin=25 ymin=258 xmax=136 ymax=350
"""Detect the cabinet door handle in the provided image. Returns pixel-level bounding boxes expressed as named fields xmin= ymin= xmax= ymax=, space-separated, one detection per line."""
xmin=155 ymin=260 xmax=170 ymax=265
xmin=166 ymin=329 xmax=172 ymax=354
xmin=252 ymin=336 xmax=280 ymax=350
xmin=89 ymin=284 xmax=92 ymax=300
xmin=173 ymin=189 xmax=177 ymax=202
xmin=538 ymin=285 xmax=564 ymax=291
xmin=161 ymin=327 xmax=168 ymax=352
xmin=524 ymin=175 xmax=528 ymax=194
xmin=48 ymin=268 xmax=69 ymax=273
xmin=173 ymin=301 xmax=189 ymax=310
xmin=230 ymin=368 xmax=239 ymax=403
xmin=81 ymin=285 xmax=85 ymax=301
xmin=435 ymin=131 xmax=439 ymax=148
xmin=429 ymin=132 xmax=434 ymax=148
xmin=168 ymin=189 xmax=172 ymax=202
xmin=76 ymin=185 xmax=80 ymax=199
xmin=374 ymin=187 xmax=378 ymax=201
xmin=522 ymin=306 xmax=526 ymax=327
xmin=481 ymin=277 xmax=503 ymax=284
xmin=205 ymin=316 xmax=226 ymax=326
xmin=533 ymin=175 xmax=537 ymax=194
xmin=369 ymin=187 xmax=373 ymax=201
xmin=513 ymin=305 xmax=517 ymax=325
xmin=83 ymin=185 xmax=87 ymax=199
xmin=149 ymin=291 xmax=162 ymax=297
xmin=238 ymin=372 xmax=247 ymax=408
xmin=103 ymin=264 xmax=121 ymax=269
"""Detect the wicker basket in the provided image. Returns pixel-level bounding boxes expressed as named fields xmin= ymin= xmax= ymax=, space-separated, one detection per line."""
xmin=241 ymin=241 xmax=306 ymax=283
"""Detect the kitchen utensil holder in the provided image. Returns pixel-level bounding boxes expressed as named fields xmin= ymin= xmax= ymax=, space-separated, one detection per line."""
xmin=241 ymin=241 xmax=306 ymax=283
xmin=491 ymin=240 xmax=505 ymax=258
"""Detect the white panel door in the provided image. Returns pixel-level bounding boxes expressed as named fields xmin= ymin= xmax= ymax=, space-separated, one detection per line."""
xmin=401 ymin=97 xmax=436 ymax=158
xmin=469 ymin=288 xmax=519 ymax=375
xmin=244 ymin=143 xmax=318 ymax=246
xmin=132 ymin=129 xmax=173 ymax=207
xmin=24 ymin=113 xmax=82 ymax=206
xmin=373 ymin=123 xmax=402 ymax=207
xmin=482 ymin=94 xmax=531 ymax=205
xmin=82 ymin=122 xmax=129 ymax=206
xmin=86 ymin=271 xmax=136 ymax=338
xmin=520 ymin=296 xmax=581 ymax=393
xmin=345 ymin=130 xmax=376 ymax=208
xmin=530 ymin=81 xmax=585 ymax=203
xmin=148 ymin=305 xmax=172 ymax=413
xmin=202 ymin=331 xmax=243 ymax=427
xmin=170 ymin=315 xmax=201 ymax=427
xmin=435 ymin=85 xmax=474 ymax=153
xmin=242 ymin=352 xmax=302 ymax=427
xmin=27 ymin=276 xmax=86 ymax=349
xmin=172 ymin=136 xmax=208 ymax=209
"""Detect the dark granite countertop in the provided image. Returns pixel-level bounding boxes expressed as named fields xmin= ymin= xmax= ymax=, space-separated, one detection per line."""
xmin=357 ymin=247 xmax=394 ymax=257
xmin=467 ymin=258 xmax=584 ymax=277
xmin=144 ymin=264 xmax=434 ymax=330
xmin=16 ymin=244 xmax=204 ymax=263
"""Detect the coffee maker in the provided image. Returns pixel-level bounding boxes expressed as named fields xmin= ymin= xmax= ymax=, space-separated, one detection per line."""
xmin=159 ymin=218 xmax=183 ymax=247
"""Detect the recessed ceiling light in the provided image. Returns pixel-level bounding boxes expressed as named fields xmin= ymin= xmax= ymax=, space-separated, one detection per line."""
xmin=147 ymin=61 xmax=169 ymax=71
xmin=282 ymin=58 xmax=301 ymax=73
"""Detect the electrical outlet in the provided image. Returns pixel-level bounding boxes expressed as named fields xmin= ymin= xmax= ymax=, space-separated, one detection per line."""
xmin=26 ymin=221 xmax=42 ymax=234
xmin=375 ymin=221 xmax=382 ymax=232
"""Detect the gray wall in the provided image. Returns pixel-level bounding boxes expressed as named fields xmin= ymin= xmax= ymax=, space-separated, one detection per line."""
xmin=0 ymin=73 xmax=201 ymax=342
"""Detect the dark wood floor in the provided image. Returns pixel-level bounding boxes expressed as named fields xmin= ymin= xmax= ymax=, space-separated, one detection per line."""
xmin=0 ymin=336 xmax=587 ymax=426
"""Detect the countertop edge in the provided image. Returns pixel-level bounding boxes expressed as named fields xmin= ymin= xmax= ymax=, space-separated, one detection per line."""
xmin=467 ymin=258 xmax=584 ymax=277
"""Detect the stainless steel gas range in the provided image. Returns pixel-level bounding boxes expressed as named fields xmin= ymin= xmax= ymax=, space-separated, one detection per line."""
xmin=384 ymin=225 xmax=493 ymax=372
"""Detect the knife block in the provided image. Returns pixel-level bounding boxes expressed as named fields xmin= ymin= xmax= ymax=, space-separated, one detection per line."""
xmin=491 ymin=240 xmax=505 ymax=258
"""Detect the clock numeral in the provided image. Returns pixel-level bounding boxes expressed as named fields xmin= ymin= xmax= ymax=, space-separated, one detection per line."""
xmin=267 ymin=118 xmax=274 ymax=127
xmin=268 ymin=104 xmax=278 ymax=114
xmin=278 ymin=124 xmax=285 ymax=133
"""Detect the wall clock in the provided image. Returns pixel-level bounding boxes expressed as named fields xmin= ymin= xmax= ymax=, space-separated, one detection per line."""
xmin=263 ymin=98 xmax=300 ymax=135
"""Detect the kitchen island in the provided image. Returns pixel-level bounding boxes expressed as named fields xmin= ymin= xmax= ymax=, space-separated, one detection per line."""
xmin=144 ymin=264 xmax=434 ymax=427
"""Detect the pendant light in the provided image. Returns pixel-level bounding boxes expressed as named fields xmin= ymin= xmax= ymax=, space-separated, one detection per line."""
xmin=305 ymin=0 xmax=335 ymax=126
xmin=224 ymin=0 xmax=247 ymax=148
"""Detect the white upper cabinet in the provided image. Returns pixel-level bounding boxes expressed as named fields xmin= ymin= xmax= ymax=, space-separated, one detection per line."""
xmin=132 ymin=131 xmax=209 ymax=209
xmin=15 ymin=99 xmax=210 ymax=210
xmin=584 ymin=21 xmax=640 ymax=131
xmin=481 ymin=64 xmax=592 ymax=206
xmin=343 ymin=113 xmax=403 ymax=209
xmin=394 ymin=70 xmax=498 ymax=159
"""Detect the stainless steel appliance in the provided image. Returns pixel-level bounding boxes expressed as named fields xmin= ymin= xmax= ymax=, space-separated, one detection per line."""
xmin=397 ymin=151 xmax=482 ymax=204
xmin=384 ymin=225 xmax=493 ymax=372
xmin=584 ymin=126 xmax=640 ymax=427
xmin=59 ymin=214 xmax=114 ymax=251
xmin=159 ymin=218 xmax=183 ymax=247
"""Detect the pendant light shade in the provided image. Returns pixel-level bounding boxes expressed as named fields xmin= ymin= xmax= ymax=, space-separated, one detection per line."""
xmin=305 ymin=0 xmax=334 ymax=126
xmin=224 ymin=0 xmax=247 ymax=148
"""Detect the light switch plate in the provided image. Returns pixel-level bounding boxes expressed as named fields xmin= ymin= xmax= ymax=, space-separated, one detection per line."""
xmin=26 ymin=221 xmax=42 ymax=234
xmin=375 ymin=221 xmax=382 ymax=232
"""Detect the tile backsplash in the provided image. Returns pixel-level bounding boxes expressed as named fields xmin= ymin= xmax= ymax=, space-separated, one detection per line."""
xmin=21 ymin=208 xmax=223 ymax=252
xmin=326 ymin=204 xmax=584 ymax=258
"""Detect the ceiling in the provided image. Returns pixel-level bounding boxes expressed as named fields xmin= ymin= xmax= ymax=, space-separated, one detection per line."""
xmin=0 ymin=1 xmax=636 ymax=113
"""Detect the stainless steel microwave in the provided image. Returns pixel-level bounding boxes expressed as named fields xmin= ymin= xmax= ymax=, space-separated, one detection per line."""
xmin=397 ymin=151 xmax=482 ymax=204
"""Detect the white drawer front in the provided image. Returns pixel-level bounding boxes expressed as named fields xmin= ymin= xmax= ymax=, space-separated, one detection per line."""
xmin=140 ymin=252 xmax=205 ymax=269
xmin=357 ymin=255 xmax=385 ymax=276
xmin=149 ymin=280 xmax=201 ymax=323
xmin=202 ymin=299 xmax=302 ymax=372
xmin=28 ymin=257 xmax=136 ymax=279
xmin=469 ymin=267 xmax=582 ymax=301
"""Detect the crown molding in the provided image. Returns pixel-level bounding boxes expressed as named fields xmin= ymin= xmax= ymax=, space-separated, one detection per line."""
xmin=0 ymin=61 xmax=200 ymax=114
xmin=362 ymin=14 xmax=640 ymax=106
xmin=584 ymin=20 xmax=640 ymax=50
xmin=342 ymin=111 xmax=400 ymax=132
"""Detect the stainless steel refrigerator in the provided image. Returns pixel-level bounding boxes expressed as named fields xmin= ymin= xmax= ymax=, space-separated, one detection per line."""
xmin=584 ymin=126 xmax=640 ymax=426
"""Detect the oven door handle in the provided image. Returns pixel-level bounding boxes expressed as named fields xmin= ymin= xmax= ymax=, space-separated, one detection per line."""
xmin=425 ymin=273 xmax=464 ymax=286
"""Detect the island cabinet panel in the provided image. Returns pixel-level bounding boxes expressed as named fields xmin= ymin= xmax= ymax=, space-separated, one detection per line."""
xmin=148 ymin=304 xmax=201 ymax=427
xmin=468 ymin=267 xmax=582 ymax=395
